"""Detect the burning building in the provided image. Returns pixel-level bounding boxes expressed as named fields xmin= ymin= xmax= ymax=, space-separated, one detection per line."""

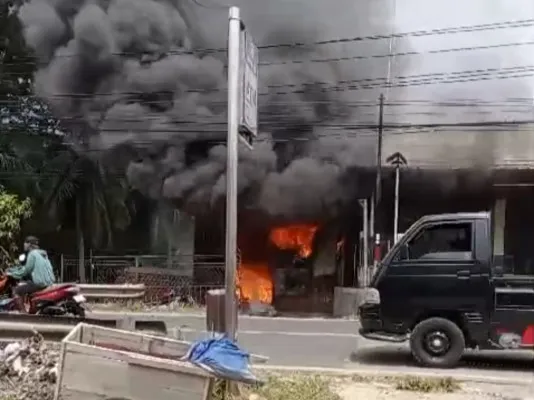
xmin=14 ymin=0 xmax=391 ymax=311
xmin=191 ymin=196 xmax=374 ymax=313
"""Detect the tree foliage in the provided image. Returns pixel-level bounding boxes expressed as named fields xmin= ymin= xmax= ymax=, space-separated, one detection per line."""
xmin=0 ymin=2 xmax=136 ymax=251
xmin=0 ymin=0 xmax=34 ymax=105
xmin=0 ymin=186 xmax=32 ymax=265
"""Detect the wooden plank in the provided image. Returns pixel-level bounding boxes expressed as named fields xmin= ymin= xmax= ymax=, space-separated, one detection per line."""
xmin=63 ymin=322 xmax=83 ymax=343
xmin=80 ymin=324 xmax=191 ymax=359
xmin=59 ymin=343 xmax=211 ymax=400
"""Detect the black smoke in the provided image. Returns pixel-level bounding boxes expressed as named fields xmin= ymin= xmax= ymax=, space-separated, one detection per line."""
xmin=18 ymin=0 xmax=395 ymax=220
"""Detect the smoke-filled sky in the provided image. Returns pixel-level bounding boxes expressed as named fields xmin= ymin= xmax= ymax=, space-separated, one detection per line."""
xmin=15 ymin=0 xmax=534 ymax=219
xmin=388 ymin=0 xmax=534 ymax=125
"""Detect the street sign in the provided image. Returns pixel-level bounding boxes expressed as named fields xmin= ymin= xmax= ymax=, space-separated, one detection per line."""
xmin=239 ymin=29 xmax=258 ymax=138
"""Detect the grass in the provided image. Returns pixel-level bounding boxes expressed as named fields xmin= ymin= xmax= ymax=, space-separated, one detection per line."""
xmin=351 ymin=374 xmax=460 ymax=393
xmin=234 ymin=375 xmax=341 ymax=400
xmin=393 ymin=376 xmax=461 ymax=393
xmin=227 ymin=373 xmax=461 ymax=400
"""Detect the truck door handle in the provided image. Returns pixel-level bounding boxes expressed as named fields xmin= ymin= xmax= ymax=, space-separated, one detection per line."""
xmin=457 ymin=270 xmax=471 ymax=279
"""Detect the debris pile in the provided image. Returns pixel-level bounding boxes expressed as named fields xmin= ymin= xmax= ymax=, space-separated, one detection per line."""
xmin=0 ymin=333 xmax=59 ymax=400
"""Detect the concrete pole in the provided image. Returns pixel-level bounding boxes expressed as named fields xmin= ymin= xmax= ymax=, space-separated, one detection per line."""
xmin=362 ymin=199 xmax=369 ymax=287
xmin=393 ymin=166 xmax=400 ymax=243
xmin=224 ymin=6 xmax=241 ymax=341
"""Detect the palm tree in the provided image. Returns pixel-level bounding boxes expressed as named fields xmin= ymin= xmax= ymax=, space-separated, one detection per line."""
xmin=33 ymin=145 xmax=135 ymax=282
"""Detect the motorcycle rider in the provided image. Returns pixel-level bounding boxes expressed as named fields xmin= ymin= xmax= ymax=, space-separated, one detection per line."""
xmin=8 ymin=236 xmax=56 ymax=312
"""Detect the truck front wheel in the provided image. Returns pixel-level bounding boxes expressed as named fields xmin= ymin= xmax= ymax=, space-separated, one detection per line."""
xmin=410 ymin=317 xmax=465 ymax=368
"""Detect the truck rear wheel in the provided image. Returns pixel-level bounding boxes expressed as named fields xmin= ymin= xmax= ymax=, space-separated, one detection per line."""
xmin=410 ymin=317 xmax=465 ymax=368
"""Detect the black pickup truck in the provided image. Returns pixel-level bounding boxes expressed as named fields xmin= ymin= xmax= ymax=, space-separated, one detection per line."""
xmin=359 ymin=211 xmax=534 ymax=368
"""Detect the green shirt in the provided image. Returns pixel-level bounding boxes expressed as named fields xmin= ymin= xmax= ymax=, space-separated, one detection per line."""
xmin=9 ymin=249 xmax=56 ymax=286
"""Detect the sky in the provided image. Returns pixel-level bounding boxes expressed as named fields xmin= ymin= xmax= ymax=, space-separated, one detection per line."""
xmin=389 ymin=0 xmax=534 ymax=125
xmin=189 ymin=0 xmax=534 ymax=126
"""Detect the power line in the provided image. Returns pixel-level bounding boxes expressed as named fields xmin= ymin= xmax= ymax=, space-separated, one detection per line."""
xmin=260 ymin=41 xmax=534 ymax=66
xmin=3 ymin=65 xmax=534 ymax=96
xmin=2 ymin=18 xmax=534 ymax=66
xmin=5 ymin=108 xmax=534 ymax=131
xmin=4 ymin=39 xmax=534 ymax=70
xmin=189 ymin=0 xmax=229 ymax=10
xmin=4 ymin=115 xmax=534 ymax=132
xmin=3 ymin=65 xmax=533 ymax=98
xmin=258 ymin=19 xmax=534 ymax=49
xmin=3 ymin=96 xmax=534 ymax=107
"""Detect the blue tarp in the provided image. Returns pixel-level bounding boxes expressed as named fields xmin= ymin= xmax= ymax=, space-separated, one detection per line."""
xmin=184 ymin=336 xmax=260 ymax=384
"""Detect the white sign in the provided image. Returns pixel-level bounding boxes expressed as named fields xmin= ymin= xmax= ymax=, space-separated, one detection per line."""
xmin=239 ymin=30 xmax=258 ymax=137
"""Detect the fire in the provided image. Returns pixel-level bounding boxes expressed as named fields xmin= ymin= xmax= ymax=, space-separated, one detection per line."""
xmin=237 ymin=262 xmax=273 ymax=304
xmin=269 ymin=224 xmax=318 ymax=258
xmin=236 ymin=223 xmax=319 ymax=306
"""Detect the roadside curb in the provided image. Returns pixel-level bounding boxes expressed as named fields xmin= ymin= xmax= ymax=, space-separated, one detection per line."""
xmin=253 ymin=365 xmax=534 ymax=386
xmin=88 ymin=310 xmax=359 ymax=322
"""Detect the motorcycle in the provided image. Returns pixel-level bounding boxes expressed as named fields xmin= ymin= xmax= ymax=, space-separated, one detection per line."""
xmin=0 ymin=254 xmax=87 ymax=317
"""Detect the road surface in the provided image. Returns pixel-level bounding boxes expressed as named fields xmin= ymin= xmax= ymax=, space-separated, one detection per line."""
xmin=90 ymin=311 xmax=534 ymax=383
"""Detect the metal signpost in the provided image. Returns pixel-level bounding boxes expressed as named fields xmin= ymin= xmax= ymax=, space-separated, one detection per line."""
xmin=386 ymin=152 xmax=407 ymax=244
xmin=225 ymin=6 xmax=258 ymax=341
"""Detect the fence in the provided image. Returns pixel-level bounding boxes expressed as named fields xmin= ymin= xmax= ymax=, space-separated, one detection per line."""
xmin=60 ymin=253 xmax=225 ymax=304
xmin=79 ymin=284 xmax=146 ymax=300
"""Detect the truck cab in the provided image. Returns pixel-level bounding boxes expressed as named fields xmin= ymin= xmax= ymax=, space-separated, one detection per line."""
xmin=359 ymin=211 xmax=534 ymax=368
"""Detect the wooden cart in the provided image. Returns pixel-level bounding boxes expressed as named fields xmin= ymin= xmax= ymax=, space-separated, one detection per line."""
xmin=54 ymin=323 xmax=215 ymax=400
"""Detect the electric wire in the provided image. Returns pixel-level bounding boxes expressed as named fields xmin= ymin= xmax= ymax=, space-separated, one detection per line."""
xmin=2 ymin=18 xmax=534 ymax=65
xmin=3 ymin=65 xmax=534 ymax=99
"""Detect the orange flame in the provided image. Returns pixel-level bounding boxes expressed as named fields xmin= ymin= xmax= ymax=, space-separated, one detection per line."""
xmin=237 ymin=262 xmax=273 ymax=304
xmin=269 ymin=224 xmax=318 ymax=258
xmin=236 ymin=223 xmax=318 ymax=306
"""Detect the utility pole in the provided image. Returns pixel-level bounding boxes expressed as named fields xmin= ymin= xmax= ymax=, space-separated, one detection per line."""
xmin=371 ymin=93 xmax=384 ymax=255
xmin=224 ymin=7 xmax=241 ymax=341
xmin=225 ymin=6 xmax=258 ymax=341
xmin=375 ymin=94 xmax=385 ymax=210
xmin=386 ymin=152 xmax=407 ymax=243
xmin=359 ymin=199 xmax=369 ymax=286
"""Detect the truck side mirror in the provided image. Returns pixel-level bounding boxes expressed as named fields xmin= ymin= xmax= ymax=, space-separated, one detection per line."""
xmin=399 ymin=244 xmax=410 ymax=261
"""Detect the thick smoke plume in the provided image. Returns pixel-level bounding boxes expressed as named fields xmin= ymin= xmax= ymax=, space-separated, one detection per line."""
xmin=18 ymin=0 xmax=394 ymax=219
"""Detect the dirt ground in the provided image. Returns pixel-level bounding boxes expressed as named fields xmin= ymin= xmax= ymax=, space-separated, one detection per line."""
xmin=335 ymin=379 xmax=534 ymax=400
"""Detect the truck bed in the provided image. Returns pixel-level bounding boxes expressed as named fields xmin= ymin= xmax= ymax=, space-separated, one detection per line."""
xmin=496 ymin=274 xmax=534 ymax=288
xmin=495 ymin=286 xmax=534 ymax=310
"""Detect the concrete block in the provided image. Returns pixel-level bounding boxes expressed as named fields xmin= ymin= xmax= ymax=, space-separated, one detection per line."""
xmin=333 ymin=287 xmax=369 ymax=318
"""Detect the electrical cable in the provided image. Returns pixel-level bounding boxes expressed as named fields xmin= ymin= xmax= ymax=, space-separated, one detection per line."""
xmin=3 ymin=65 xmax=534 ymax=98
xmin=260 ymin=41 xmax=534 ymax=66
xmin=189 ymin=0 xmax=230 ymax=10
xmin=4 ymin=115 xmax=534 ymax=133
xmin=3 ymin=96 xmax=534 ymax=107
xmin=3 ymin=18 xmax=534 ymax=64
xmin=4 ymin=39 xmax=534 ymax=69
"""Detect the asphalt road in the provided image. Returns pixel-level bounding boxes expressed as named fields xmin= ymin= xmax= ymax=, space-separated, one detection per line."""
xmin=90 ymin=311 xmax=534 ymax=383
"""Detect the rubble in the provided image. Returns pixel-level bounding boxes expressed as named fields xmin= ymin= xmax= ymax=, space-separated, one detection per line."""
xmin=246 ymin=301 xmax=277 ymax=317
xmin=0 ymin=333 xmax=59 ymax=400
